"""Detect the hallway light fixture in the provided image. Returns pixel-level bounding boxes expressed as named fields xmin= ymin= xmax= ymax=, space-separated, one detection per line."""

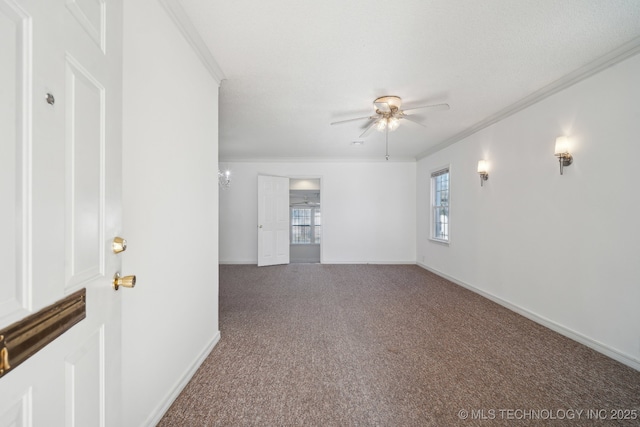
xmin=477 ymin=159 xmax=489 ymax=187
xmin=554 ymin=136 xmax=573 ymax=175
xmin=218 ymin=168 xmax=231 ymax=189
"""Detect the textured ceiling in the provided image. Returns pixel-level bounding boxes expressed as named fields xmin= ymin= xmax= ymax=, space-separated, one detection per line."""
xmin=179 ymin=0 xmax=640 ymax=162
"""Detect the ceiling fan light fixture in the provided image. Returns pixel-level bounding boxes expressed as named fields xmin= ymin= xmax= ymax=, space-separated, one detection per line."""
xmin=375 ymin=118 xmax=387 ymax=131
xmin=387 ymin=117 xmax=400 ymax=131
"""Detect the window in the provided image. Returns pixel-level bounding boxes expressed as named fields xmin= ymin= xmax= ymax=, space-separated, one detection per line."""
xmin=291 ymin=207 xmax=321 ymax=244
xmin=314 ymin=208 xmax=321 ymax=244
xmin=291 ymin=208 xmax=311 ymax=243
xmin=431 ymin=167 xmax=450 ymax=242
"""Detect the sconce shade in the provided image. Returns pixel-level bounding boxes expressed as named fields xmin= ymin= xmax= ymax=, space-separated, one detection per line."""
xmin=554 ymin=136 xmax=573 ymax=175
xmin=555 ymin=136 xmax=569 ymax=155
xmin=218 ymin=168 xmax=231 ymax=189
xmin=477 ymin=159 xmax=489 ymax=187
xmin=477 ymin=159 xmax=488 ymax=174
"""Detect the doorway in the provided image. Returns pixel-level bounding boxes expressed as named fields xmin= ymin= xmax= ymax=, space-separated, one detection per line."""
xmin=289 ymin=178 xmax=321 ymax=263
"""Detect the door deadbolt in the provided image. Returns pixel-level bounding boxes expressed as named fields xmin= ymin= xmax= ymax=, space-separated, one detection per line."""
xmin=112 ymin=236 xmax=127 ymax=254
xmin=113 ymin=272 xmax=136 ymax=291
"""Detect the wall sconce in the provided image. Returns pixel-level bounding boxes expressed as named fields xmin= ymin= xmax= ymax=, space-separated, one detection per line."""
xmin=477 ymin=160 xmax=489 ymax=187
xmin=218 ymin=168 xmax=231 ymax=189
xmin=554 ymin=136 xmax=573 ymax=175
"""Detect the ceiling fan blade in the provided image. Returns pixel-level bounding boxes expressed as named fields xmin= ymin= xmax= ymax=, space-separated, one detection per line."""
xmin=330 ymin=115 xmax=375 ymax=125
xmin=360 ymin=119 xmax=378 ymax=138
xmin=374 ymin=102 xmax=391 ymax=113
xmin=402 ymin=115 xmax=427 ymax=127
xmin=402 ymin=103 xmax=450 ymax=114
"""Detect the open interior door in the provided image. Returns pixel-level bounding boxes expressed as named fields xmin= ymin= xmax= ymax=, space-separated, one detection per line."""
xmin=257 ymin=175 xmax=290 ymax=266
xmin=0 ymin=0 xmax=125 ymax=425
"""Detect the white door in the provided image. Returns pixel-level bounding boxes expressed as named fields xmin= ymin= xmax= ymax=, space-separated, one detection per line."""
xmin=0 ymin=0 xmax=125 ymax=425
xmin=257 ymin=175 xmax=290 ymax=266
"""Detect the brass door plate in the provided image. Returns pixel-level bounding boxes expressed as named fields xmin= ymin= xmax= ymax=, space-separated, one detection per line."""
xmin=0 ymin=289 xmax=86 ymax=379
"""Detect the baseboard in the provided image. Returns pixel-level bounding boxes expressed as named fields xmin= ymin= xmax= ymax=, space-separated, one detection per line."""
xmin=416 ymin=262 xmax=640 ymax=372
xmin=321 ymin=260 xmax=416 ymax=265
xmin=220 ymin=260 xmax=256 ymax=265
xmin=220 ymin=260 xmax=416 ymax=265
xmin=142 ymin=330 xmax=221 ymax=426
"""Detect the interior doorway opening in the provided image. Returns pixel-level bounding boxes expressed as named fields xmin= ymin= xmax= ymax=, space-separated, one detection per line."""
xmin=289 ymin=178 xmax=321 ymax=263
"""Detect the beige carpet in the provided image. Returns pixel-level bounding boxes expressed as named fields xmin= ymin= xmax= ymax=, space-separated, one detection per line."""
xmin=158 ymin=264 xmax=640 ymax=426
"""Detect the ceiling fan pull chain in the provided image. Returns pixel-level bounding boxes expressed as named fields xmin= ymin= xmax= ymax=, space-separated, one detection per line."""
xmin=385 ymin=127 xmax=389 ymax=161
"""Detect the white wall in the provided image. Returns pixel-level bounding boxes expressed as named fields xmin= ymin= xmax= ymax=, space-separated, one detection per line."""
xmin=122 ymin=1 xmax=220 ymax=425
xmin=220 ymin=162 xmax=416 ymax=264
xmin=417 ymin=53 xmax=640 ymax=370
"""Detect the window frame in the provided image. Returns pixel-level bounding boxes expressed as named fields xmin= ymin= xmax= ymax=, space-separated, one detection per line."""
xmin=313 ymin=208 xmax=321 ymax=244
xmin=430 ymin=166 xmax=451 ymax=245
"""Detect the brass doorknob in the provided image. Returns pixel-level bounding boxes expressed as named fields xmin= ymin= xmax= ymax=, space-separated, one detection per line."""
xmin=113 ymin=273 xmax=136 ymax=291
xmin=112 ymin=237 xmax=127 ymax=254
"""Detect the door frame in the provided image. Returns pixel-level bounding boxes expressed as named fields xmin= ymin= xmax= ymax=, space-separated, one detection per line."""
xmin=288 ymin=176 xmax=323 ymax=264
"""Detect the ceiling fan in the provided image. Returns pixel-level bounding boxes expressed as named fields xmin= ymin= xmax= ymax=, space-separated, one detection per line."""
xmin=330 ymin=96 xmax=449 ymax=160
xmin=290 ymin=193 xmax=320 ymax=207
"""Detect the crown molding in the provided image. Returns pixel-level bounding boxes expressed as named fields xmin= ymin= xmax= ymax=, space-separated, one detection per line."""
xmin=158 ymin=0 xmax=226 ymax=85
xmin=416 ymin=36 xmax=640 ymax=160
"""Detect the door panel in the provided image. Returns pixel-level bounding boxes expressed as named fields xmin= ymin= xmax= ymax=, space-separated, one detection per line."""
xmin=65 ymin=327 xmax=104 ymax=427
xmin=0 ymin=385 xmax=31 ymax=426
xmin=66 ymin=0 xmax=105 ymax=50
xmin=0 ymin=0 xmax=30 ymax=328
xmin=276 ymin=230 xmax=288 ymax=259
xmin=0 ymin=0 xmax=123 ymax=425
xmin=262 ymin=231 xmax=274 ymax=260
xmin=65 ymin=56 xmax=105 ymax=288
